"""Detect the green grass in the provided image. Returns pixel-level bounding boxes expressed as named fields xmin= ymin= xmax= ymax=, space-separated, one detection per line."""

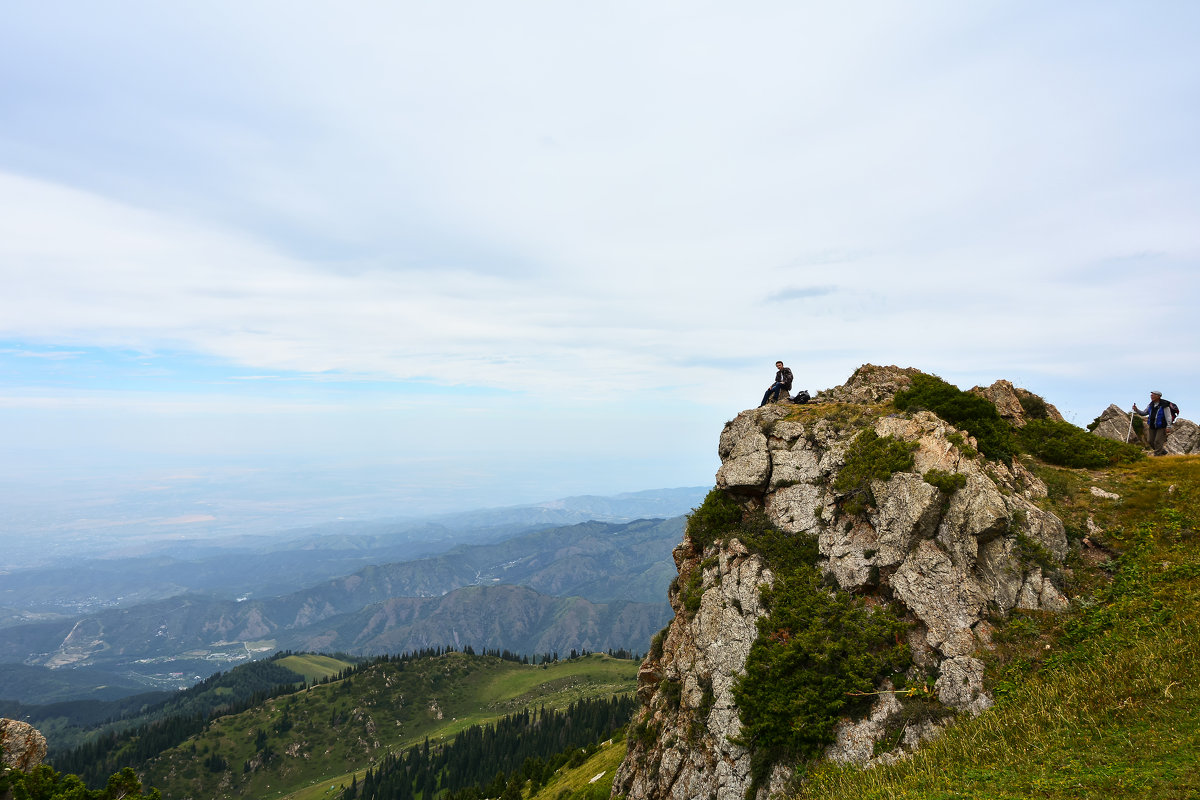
xmin=142 ymin=653 xmax=635 ymax=800
xmin=799 ymin=618 xmax=1200 ymax=799
xmin=274 ymin=654 xmax=354 ymax=684
xmin=773 ymin=401 xmax=886 ymax=431
xmin=528 ymin=733 xmax=627 ymax=800
xmin=791 ymin=454 xmax=1200 ymax=799
xmin=480 ymin=654 xmax=638 ymax=714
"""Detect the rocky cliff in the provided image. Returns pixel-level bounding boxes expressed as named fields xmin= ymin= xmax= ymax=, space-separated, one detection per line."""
xmin=613 ymin=365 xmax=1070 ymax=800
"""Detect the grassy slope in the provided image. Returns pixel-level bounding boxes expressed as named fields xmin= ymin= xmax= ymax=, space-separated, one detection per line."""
xmin=528 ymin=733 xmax=627 ymax=800
xmin=143 ymin=652 xmax=635 ymax=800
xmin=275 ymin=654 xmax=354 ymax=684
xmin=796 ymin=454 xmax=1200 ymax=800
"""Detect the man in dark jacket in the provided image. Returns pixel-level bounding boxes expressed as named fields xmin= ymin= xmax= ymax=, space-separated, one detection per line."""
xmin=1132 ymin=391 xmax=1175 ymax=456
xmin=759 ymin=361 xmax=794 ymax=407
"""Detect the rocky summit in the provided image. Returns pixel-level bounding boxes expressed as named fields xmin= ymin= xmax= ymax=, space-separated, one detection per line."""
xmin=613 ymin=365 xmax=1072 ymax=800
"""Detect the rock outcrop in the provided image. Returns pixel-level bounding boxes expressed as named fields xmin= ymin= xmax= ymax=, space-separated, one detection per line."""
xmin=1090 ymin=403 xmax=1200 ymax=455
xmin=614 ymin=365 xmax=1070 ymax=800
xmin=1091 ymin=404 xmax=1140 ymax=445
xmin=1166 ymin=418 xmax=1200 ymax=455
xmin=814 ymin=364 xmax=921 ymax=405
xmin=970 ymin=379 xmax=1063 ymax=427
xmin=0 ymin=719 xmax=47 ymax=773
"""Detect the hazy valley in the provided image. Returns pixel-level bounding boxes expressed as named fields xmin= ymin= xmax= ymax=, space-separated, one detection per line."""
xmin=0 ymin=489 xmax=703 ymax=702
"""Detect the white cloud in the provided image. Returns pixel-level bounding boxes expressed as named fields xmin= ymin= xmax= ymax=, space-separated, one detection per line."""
xmin=0 ymin=1 xmax=1198 ymax=512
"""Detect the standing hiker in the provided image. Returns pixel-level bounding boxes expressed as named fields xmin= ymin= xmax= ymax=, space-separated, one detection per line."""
xmin=1132 ymin=391 xmax=1175 ymax=456
xmin=759 ymin=361 xmax=794 ymax=407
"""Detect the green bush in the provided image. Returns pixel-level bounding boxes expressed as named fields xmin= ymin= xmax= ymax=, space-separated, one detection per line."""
xmin=945 ymin=431 xmax=977 ymax=457
xmin=648 ymin=626 xmax=668 ymax=661
xmin=686 ymin=504 xmax=912 ymax=791
xmin=685 ymin=488 xmax=744 ymax=550
xmin=629 ymin=718 xmax=661 ymax=750
xmin=923 ymin=469 xmax=967 ymax=495
xmin=697 ymin=674 xmax=716 ymax=719
xmin=893 ymin=374 xmax=1016 ymax=462
xmin=686 ymin=490 xmax=813 ymax=565
xmin=0 ymin=764 xmax=159 ymax=800
xmin=680 ymin=569 xmax=705 ymax=616
xmin=1017 ymin=393 xmax=1051 ymax=420
xmin=733 ymin=550 xmax=911 ymax=791
xmin=832 ymin=430 xmax=919 ymax=516
xmin=736 ymin=511 xmax=819 ymax=573
xmin=1016 ymin=419 xmax=1145 ymax=469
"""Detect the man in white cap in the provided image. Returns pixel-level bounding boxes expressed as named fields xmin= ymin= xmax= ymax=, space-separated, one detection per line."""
xmin=1132 ymin=391 xmax=1175 ymax=456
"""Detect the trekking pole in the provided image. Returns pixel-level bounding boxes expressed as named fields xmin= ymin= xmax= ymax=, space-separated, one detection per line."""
xmin=1126 ymin=408 xmax=1135 ymax=444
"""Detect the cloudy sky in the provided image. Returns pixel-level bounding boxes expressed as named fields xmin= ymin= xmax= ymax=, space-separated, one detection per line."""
xmin=2 ymin=2 xmax=1197 ymax=537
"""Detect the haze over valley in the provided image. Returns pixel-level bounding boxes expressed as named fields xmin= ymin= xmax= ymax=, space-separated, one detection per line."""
xmin=0 ymin=487 xmax=703 ymax=702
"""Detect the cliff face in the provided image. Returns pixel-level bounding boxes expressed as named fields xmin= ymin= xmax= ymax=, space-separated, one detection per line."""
xmin=613 ymin=366 xmax=1069 ymax=800
xmin=616 ymin=538 xmax=772 ymax=799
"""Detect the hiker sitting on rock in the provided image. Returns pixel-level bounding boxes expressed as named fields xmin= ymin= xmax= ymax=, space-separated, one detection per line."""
xmin=1132 ymin=390 xmax=1175 ymax=456
xmin=759 ymin=360 xmax=793 ymax=407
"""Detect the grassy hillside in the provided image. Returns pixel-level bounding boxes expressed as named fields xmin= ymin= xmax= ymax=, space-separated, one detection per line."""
xmin=143 ymin=652 xmax=636 ymax=800
xmin=529 ymin=732 xmax=628 ymax=800
xmin=795 ymin=454 xmax=1200 ymax=799
xmin=50 ymin=653 xmax=357 ymax=782
xmin=275 ymin=654 xmax=355 ymax=684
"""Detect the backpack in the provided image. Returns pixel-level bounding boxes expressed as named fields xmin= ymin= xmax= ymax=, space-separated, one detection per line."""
xmin=792 ymin=390 xmax=810 ymax=405
xmin=1151 ymin=399 xmax=1180 ymax=426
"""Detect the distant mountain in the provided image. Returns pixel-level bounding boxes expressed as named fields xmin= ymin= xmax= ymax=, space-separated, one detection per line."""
xmin=289 ymin=584 xmax=672 ymax=657
xmin=0 ymin=517 xmax=684 ymax=677
xmin=277 ymin=517 xmax=685 ymax=620
xmin=0 ymin=486 xmax=707 ymax=617
xmin=423 ymin=486 xmax=709 ymax=529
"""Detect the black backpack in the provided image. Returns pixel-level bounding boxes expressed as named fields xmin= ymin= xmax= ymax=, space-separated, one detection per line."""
xmin=1150 ymin=399 xmax=1180 ymax=424
xmin=792 ymin=390 xmax=810 ymax=405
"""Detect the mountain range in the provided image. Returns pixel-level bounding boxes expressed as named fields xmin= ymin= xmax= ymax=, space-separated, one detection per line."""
xmin=0 ymin=490 xmax=701 ymax=703
xmin=0 ymin=487 xmax=705 ymax=619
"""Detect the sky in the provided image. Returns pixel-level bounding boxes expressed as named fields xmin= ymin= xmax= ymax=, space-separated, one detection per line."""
xmin=2 ymin=2 xmax=1198 ymax=541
